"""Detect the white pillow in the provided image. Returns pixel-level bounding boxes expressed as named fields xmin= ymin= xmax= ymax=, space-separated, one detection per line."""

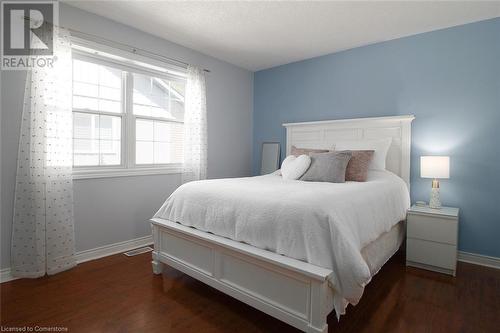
xmin=281 ymin=155 xmax=311 ymax=180
xmin=334 ymin=138 xmax=392 ymax=170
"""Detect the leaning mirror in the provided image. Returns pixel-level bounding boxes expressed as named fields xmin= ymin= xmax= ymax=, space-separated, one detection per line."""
xmin=260 ymin=142 xmax=280 ymax=175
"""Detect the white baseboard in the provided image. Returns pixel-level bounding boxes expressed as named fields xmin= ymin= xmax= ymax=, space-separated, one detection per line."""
xmin=0 ymin=268 xmax=15 ymax=283
xmin=0 ymin=235 xmax=153 ymax=284
xmin=75 ymin=235 xmax=153 ymax=264
xmin=458 ymin=251 xmax=500 ymax=270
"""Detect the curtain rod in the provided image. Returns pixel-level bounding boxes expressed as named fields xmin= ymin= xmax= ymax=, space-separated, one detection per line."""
xmin=68 ymin=29 xmax=211 ymax=73
xmin=24 ymin=16 xmax=211 ymax=73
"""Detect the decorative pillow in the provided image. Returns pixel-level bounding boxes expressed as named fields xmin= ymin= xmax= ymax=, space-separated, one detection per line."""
xmin=334 ymin=138 xmax=392 ymax=170
xmin=300 ymin=151 xmax=352 ymax=183
xmin=291 ymin=145 xmax=329 ymax=156
xmin=281 ymin=155 xmax=311 ymax=180
xmin=345 ymin=150 xmax=374 ymax=182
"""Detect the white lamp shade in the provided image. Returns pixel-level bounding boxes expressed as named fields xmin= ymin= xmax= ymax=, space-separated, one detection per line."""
xmin=420 ymin=156 xmax=450 ymax=179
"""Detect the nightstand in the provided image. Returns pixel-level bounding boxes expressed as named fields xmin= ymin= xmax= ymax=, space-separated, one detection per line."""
xmin=406 ymin=205 xmax=459 ymax=276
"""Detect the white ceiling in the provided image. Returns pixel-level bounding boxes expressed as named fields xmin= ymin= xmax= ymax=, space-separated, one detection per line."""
xmin=66 ymin=1 xmax=500 ymax=71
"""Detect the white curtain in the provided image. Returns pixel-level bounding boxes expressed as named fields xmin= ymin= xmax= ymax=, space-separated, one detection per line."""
xmin=11 ymin=28 xmax=76 ymax=277
xmin=182 ymin=65 xmax=207 ymax=183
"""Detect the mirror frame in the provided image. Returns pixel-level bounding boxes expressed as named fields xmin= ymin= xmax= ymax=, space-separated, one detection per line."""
xmin=260 ymin=142 xmax=281 ymax=175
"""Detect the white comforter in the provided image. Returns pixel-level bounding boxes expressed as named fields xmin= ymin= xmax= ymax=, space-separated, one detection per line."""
xmin=154 ymin=170 xmax=410 ymax=315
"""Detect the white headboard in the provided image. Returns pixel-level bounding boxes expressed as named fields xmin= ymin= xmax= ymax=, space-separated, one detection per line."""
xmin=283 ymin=115 xmax=415 ymax=188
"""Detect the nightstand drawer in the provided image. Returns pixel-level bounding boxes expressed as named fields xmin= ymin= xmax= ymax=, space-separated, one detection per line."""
xmin=406 ymin=238 xmax=457 ymax=270
xmin=407 ymin=214 xmax=457 ymax=245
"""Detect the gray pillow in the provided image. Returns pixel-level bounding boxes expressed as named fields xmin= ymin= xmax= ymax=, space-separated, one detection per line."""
xmin=300 ymin=151 xmax=352 ymax=183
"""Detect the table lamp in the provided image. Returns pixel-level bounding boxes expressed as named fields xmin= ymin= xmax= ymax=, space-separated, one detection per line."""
xmin=420 ymin=156 xmax=450 ymax=209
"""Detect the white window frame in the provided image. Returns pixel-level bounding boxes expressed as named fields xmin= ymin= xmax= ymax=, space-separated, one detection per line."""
xmin=71 ymin=41 xmax=187 ymax=180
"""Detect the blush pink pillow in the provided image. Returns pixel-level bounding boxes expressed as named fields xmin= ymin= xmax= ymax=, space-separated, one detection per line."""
xmin=291 ymin=145 xmax=329 ymax=156
xmin=345 ymin=150 xmax=374 ymax=182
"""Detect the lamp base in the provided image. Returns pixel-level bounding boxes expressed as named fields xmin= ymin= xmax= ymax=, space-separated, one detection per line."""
xmin=429 ymin=187 xmax=441 ymax=209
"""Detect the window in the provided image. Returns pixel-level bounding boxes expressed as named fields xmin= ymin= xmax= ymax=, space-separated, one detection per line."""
xmin=133 ymin=73 xmax=184 ymax=164
xmin=71 ymin=47 xmax=186 ymax=177
xmin=73 ymin=60 xmax=123 ymax=166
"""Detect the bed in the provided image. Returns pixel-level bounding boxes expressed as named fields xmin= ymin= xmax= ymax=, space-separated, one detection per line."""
xmin=151 ymin=115 xmax=415 ymax=333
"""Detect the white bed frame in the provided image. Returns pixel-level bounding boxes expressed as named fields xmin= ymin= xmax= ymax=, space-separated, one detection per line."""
xmin=151 ymin=115 xmax=415 ymax=333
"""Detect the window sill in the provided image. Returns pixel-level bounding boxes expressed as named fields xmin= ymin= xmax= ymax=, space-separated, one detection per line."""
xmin=73 ymin=166 xmax=182 ymax=180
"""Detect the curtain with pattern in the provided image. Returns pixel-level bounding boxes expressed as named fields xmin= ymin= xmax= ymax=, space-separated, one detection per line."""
xmin=11 ymin=28 xmax=76 ymax=277
xmin=181 ymin=65 xmax=207 ymax=183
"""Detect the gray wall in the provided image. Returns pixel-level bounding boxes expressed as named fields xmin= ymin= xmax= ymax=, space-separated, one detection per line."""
xmin=0 ymin=4 xmax=253 ymax=269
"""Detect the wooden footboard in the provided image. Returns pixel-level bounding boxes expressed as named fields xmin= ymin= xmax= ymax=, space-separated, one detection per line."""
xmin=151 ymin=218 xmax=334 ymax=333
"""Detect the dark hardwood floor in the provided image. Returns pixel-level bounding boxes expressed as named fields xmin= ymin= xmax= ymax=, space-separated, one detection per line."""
xmin=1 ymin=251 xmax=499 ymax=332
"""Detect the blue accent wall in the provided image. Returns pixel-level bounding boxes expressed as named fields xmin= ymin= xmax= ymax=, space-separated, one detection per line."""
xmin=253 ymin=18 xmax=500 ymax=258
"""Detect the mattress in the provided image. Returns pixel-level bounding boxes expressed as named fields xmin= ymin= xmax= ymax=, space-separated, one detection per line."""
xmin=154 ymin=170 xmax=410 ymax=315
